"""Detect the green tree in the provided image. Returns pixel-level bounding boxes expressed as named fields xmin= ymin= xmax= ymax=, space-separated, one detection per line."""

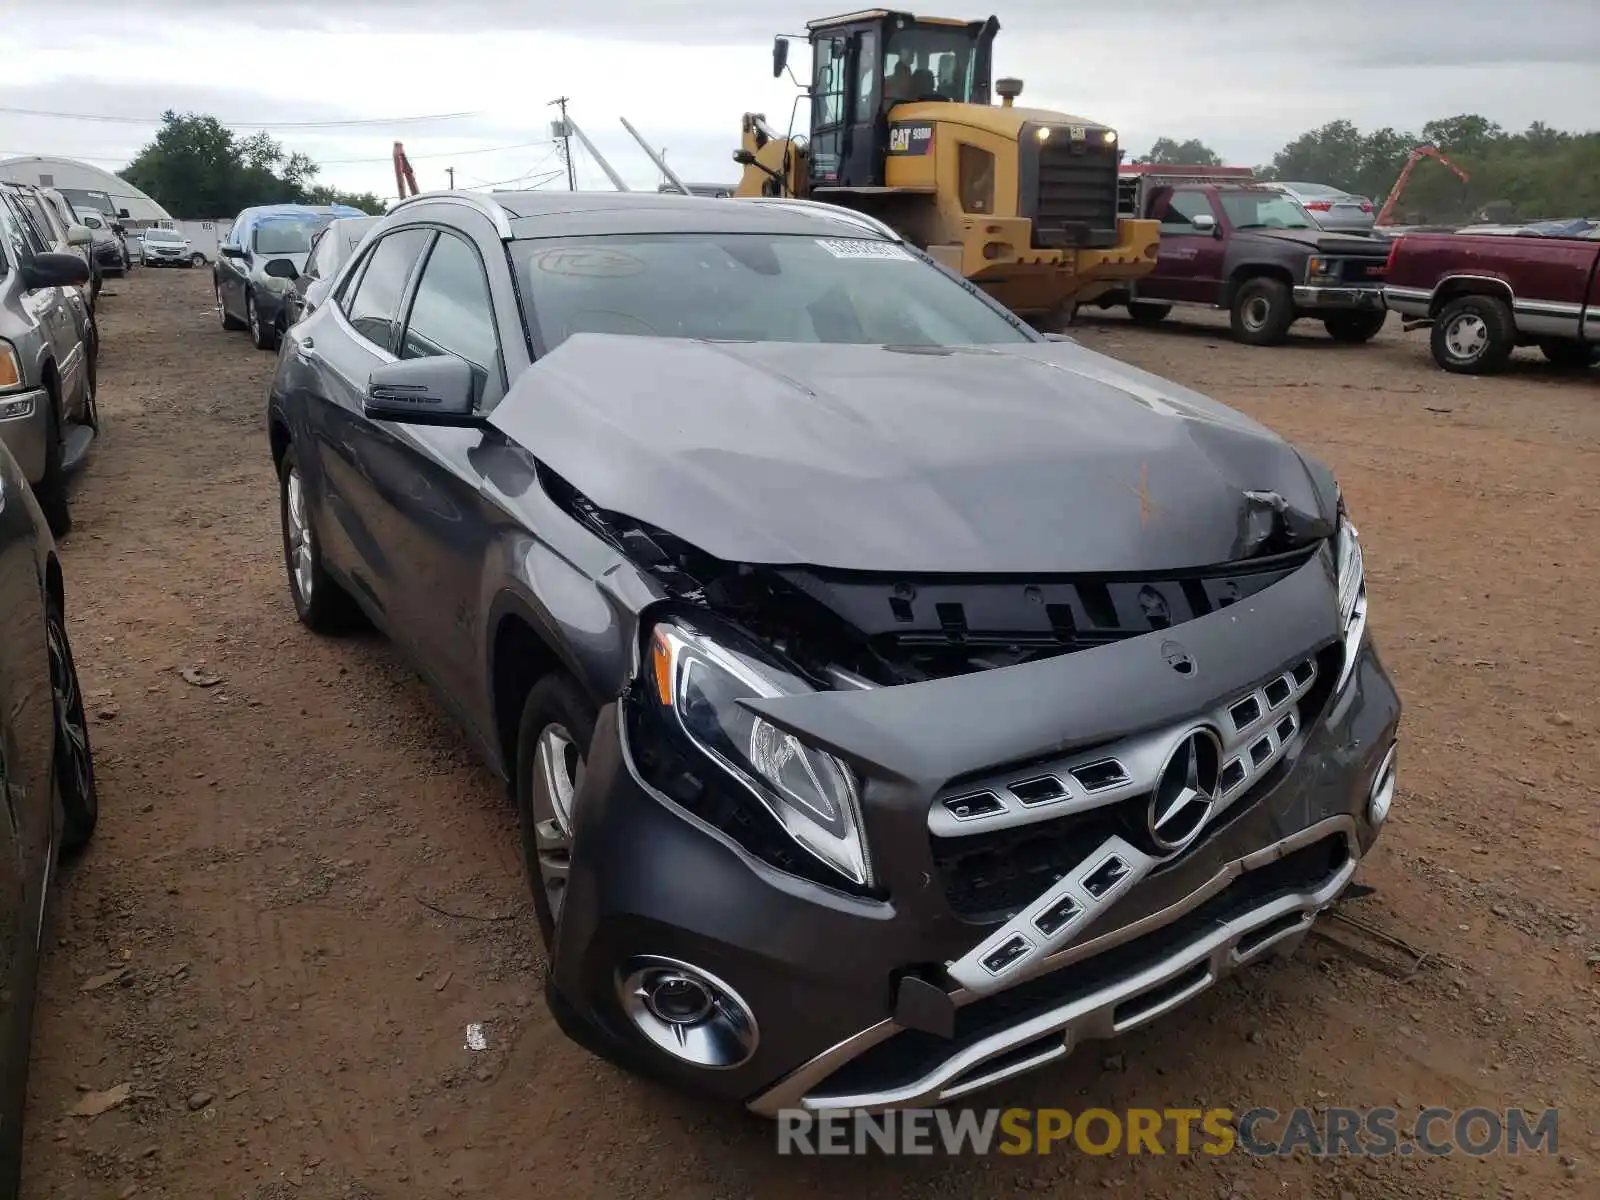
xmin=119 ymin=112 xmax=384 ymax=218
xmin=1260 ymin=114 xmax=1599 ymax=223
xmin=1136 ymin=137 xmax=1223 ymax=167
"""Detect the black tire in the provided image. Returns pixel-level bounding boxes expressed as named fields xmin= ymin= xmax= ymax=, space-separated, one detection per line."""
xmin=34 ymin=389 xmax=71 ymax=539
xmin=1537 ymin=339 xmax=1599 ymax=369
xmin=1230 ymin=277 xmax=1296 ymax=345
xmin=247 ymin=291 xmax=278 ymax=351
xmin=277 ymin=445 xmax=364 ymax=634
xmin=513 ymin=674 xmax=596 ymax=952
xmin=47 ymin=595 xmax=98 ymax=852
xmin=82 ymin=333 xmax=100 ymax=433
xmin=1323 ymin=311 xmax=1388 ymax=344
xmin=217 ymin=282 xmax=245 ymax=331
xmin=1430 ymin=295 xmax=1515 ymax=375
xmin=190 ymin=253 xmax=205 ymax=268
xmin=1127 ymin=301 xmax=1172 ymax=326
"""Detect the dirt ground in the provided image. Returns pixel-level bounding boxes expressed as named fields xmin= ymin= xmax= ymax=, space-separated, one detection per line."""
xmin=17 ymin=265 xmax=1598 ymax=1199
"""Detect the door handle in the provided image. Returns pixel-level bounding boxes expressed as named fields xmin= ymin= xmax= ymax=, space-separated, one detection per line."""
xmin=296 ymin=337 xmax=317 ymax=360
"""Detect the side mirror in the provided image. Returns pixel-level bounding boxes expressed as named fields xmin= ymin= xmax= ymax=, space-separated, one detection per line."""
xmin=363 ymin=356 xmax=480 ymax=427
xmin=262 ymin=257 xmax=298 ymax=279
xmin=220 ymin=244 xmax=246 ymax=259
xmin=66 ymin=224 xmax=93 ymax=247
xmin=1191 ymin=213 xmax=1218 ymax=234
xmin=772 ymin=36 xmax=789 ymax=79
xmin=23 ymin=251 xmax=92 ymax=290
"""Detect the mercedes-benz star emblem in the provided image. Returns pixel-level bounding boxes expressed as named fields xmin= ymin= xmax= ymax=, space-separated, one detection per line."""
xmin=1161 ymin=639 xmax=1195 ymax=675
xmin=1147 ymin=729 xmax=1222 ymax=853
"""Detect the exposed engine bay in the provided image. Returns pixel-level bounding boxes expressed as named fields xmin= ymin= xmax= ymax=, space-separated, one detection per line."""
xmin=542 ymin=465 xmax=1324 ymax=690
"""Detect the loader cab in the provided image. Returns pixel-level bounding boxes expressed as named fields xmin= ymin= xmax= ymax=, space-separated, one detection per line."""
xmin=778 ymin=10 xmax=997 ymax=192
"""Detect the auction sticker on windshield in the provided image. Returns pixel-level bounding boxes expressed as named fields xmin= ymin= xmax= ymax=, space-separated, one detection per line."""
xmin=815 ymin=238 xmax=914 ymax=261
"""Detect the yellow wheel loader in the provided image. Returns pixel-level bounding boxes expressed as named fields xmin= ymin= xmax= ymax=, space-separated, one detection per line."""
xmin=736 ymin=10 xmax=1160 ymax=324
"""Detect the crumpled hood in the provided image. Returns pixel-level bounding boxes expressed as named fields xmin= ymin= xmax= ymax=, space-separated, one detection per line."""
xmin=489 ymin=334 xmax=1337 ymax=573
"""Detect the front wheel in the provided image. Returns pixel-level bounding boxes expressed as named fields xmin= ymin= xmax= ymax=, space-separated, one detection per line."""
xmin=1430 ymin=295 xmax=1515 ymax=374
xmin=514 ymin=675 xmax=596 ymax=952
xmin=217 ymin=282 xmax=245 ymax=331
xmin=189 ymin=253 xmax=204 ymax=268
xmin=278 ymin=446 xmax=364 ymax=634
xmin=47 ymin=596 xmax=97 ymax=852
xmin=1324 ymin=310 xmax=1388 ymax=343
xmin=1230 ymin=278 xmax=1295 ymax=345
xmin=247 ymin=292 xmax=278 ymax=351
xmin=1537 ymin=339 xmax=1599 ymax=369
xmin=34 ymin=394 xmax=71 ymax=538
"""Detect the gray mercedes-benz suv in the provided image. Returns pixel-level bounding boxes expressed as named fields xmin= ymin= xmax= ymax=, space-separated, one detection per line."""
xmin=266 ymin=189 xmax=1401 ymax=1114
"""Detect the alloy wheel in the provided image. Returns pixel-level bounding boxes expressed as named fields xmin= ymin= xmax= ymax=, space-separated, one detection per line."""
xmin=46 ymin=612 xmax=92 ymax=807
xmin=531 ymin=724 xmax=584 ymax=925
xmin=284 ymin=467 xmax=314 ymax=605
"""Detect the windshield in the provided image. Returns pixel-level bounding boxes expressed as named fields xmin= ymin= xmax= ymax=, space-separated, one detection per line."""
xmin=884 ymin=24 xmax=977 ymax=102
xmin=59 ymin=188 xmax=115 ymax=216
xmin=253 ymin=217 xmax=322 ymax=255
xmin=145 ymin=229 xmax=183 ymax=243
xmin=1221 ymin=192 xmax=1319 ymax=230
xmin=515 ymin=233 xmax=1031 ymax=351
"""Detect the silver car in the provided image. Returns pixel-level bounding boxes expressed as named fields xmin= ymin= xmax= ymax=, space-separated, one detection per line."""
xmin=0 ymin=183 xmax=99 ymax=536
xmin=1260 ymin=182 xmax=1376 ymax=233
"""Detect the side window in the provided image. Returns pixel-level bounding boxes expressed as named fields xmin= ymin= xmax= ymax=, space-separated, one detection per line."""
xmin=1157 ymin=190 xmax=1217 ymax=233
xmin=0 ymin=198 xmax=33 ymax=269
xmin=18 ymin=196 xmax=59 ymax=245
xmin=812 ymin=37 xmax=845 ymax=127
xmin=398 ymin=232 xmax=503 ymax=400
xmin=304 ymin=229 xmax=330 ymax=280
xmin=340 ymin=228 xmax=432 ymax=350
xmin=1 ymin=195 xmax=45 ymax=255
xmin=854 ymin=31 xmax=878 ymax=117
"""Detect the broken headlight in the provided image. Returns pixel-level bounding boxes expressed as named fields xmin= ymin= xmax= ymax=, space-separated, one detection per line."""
xmin=1334 ymin=503 xmax=1367 ymax=691
xmin=641 ymin=620 xmax=875 ymax=890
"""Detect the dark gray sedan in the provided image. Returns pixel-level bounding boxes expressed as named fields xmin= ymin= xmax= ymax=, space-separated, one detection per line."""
xmin=0 ymin=440 xmax=98 ymax=1188
xmin=266 ymin=190 xmax=1400 ymax=1114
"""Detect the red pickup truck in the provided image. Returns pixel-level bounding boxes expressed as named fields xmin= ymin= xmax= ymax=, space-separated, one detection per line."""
xmin=1382 ymin=228 xmax=1600 ymax=373
xmin=1090 ymin=165 xmax=1392 ymax=346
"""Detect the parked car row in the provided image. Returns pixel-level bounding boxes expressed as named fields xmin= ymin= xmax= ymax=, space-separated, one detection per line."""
xmin=0 ymin=181 xmax=100 ymax=537
xmin=0 ymin=204 xmax=101 ymax=1193
xmin=261 ymin=187 xmax=1401 ymax=1116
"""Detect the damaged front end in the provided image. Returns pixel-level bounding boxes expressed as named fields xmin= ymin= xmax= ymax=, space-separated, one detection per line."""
xmin=535 ymin=451 xmax=1398 ymax=1112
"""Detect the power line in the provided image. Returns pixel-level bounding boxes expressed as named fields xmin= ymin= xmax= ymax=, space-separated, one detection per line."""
xmin=0 ymin=104 xmax=478 ymax=129
xmin=320 ymin=139 xmax=549 ymax=165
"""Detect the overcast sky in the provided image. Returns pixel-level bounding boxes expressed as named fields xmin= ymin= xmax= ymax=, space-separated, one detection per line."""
xmin=2 ymin=2 xmax=1596 ymax=202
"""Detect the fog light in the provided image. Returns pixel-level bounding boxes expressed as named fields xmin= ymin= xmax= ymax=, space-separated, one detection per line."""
xmin=1368 ymin=743 xmax=1397 ymax=827
xmin=0 ymin=394 xmax=36 ymax=421
xmin=618 ymin=956 xmax=758 ymax=1069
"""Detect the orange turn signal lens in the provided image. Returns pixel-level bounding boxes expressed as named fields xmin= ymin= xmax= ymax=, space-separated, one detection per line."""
xmin=650 ymin=629 xmax=674 ymax=706
xmin=0 ymin=343 xmax=21 ymax=390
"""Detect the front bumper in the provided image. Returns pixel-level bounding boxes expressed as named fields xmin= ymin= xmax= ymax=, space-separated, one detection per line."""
xmin=0 ymin=389 xmax=50 ymax=482
xmin=144 ymin=250 xmax=189 ymax=266
xmin=1293 ymin=284 xmax=1385 ymax=311
xmin=550 ymin=554 xmax=1401 ymax=1113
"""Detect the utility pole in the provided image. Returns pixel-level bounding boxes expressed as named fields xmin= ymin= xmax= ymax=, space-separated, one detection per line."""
xmin=445 ymin=167 xmax=455 ymax=189
xmin=549 ymin=96 xmax=576 ymax=191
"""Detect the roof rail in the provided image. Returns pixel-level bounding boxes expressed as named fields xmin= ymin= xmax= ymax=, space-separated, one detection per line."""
xmin=737 ymin=196 xmax=902 ymax=241
xmin=388 ymin=189 xmax=514 ymax=240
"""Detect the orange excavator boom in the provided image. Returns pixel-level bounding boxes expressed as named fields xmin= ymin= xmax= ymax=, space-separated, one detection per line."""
xmin=1376 ymin=144 xmax=1469 ymax=226
xmin=393 ymin=141 xmax=419 ymax=199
